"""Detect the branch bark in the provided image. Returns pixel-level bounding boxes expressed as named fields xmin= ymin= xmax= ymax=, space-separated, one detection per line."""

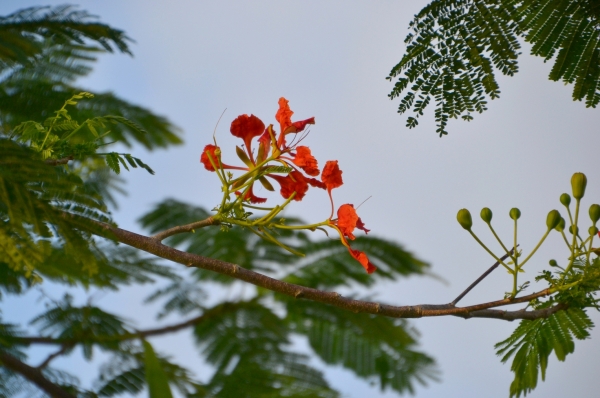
xmin=66 ymin=214 xmax=560 ymax=322
xmin=0 ymin=351 xmax=76 ymax=398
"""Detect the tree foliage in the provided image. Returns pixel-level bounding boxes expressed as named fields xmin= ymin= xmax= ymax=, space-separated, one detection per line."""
xmin=388 ymin=0 xmax=600 ymax=136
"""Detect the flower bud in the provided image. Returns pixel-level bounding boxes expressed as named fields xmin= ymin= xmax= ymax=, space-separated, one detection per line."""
xmin=589 ymin=204 xmax=600 ymax=224
xmin=571 ymin=172 xmax=587 ymax=200
xmin=509 ymin=208 xmax=521 ymax=221
xmin=457 ymin=209 xmax=473 ymax=230
xmin=555 ymin=217 xmax=565 ymax=232
xmin=480 ymin=207 xmax=493 ymax=224
xmin=589 ymin=226 xmax=599 ymax=236
xmin=546 ymin=210 xmax=561 ymax=230
xmin=569 ymin=225 xmax=579 ymax=235
xmin=560 ymin=193 xmax=571 ymax=207
xmin=549 ymin=259 xmax=558 ymax=267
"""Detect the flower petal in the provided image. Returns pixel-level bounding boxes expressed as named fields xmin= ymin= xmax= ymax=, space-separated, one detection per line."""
xmin=235 ymin=185 xmax=267 ymax=204
xmin=349 ymin=248 xmax=377 ymax=274
xmin=337 ymin=204 xmax=359 ymax=240
xmin=230 ymin=114 xmax=265 ymax=157
xmin=321 ymin=160 xmax=343 ymax=192
xmin=275 ymin=97 xmax=293 ymax=134
xmin=292 ymin=146 xmax=319 ymax=176
xmin=269 ymin=170 xmax=309 ymax=201
xmin=200 ymin=144 xmax=220 ymax=171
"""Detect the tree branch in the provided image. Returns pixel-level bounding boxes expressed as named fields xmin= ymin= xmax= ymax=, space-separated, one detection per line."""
xmin=151 ymin=216 xmax=219 ymax=241
xmin=65 ymin=214 xmax=560 ymax=322
xmin=15 ymin=302 xmax=241 ymax=346
xmin=0 ymin=351 xmax=76 ymax=398
xmin=44 ymin=156 xmax=73 ymax=166
xmin=36 ymin=344 xmax=73 ymax=369
xmin=451 ymin=247 xmax=517 ymax=305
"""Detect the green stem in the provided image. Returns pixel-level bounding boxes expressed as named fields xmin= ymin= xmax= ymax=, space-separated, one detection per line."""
xmin=487 ymin=223 xmax=511 ymax=255
xmin=468 ymin=230 xmax=513 ymax=273
xmin=518 ymin=229 xmax=551 ymax=270
xmin=562 ymin=198 xmax=581 ymax=279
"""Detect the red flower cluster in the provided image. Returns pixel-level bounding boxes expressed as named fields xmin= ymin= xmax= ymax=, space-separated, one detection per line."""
xmin=200 ymin=98 xmax=375 ymax=273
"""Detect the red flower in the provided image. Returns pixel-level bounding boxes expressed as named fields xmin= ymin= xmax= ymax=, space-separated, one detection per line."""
xmin=269 ymin=170 xmax=309 ymax=201
xmin=275 ymin=97 xmax=315 ymax=148
xmin=200 ymin=145 xmax=221 ymax=171
xmin=230 ymin=114 xmax=265 ymax=162
xmin=292 ymin=146 xmax=319 ymax=176
xmin=321 ymin=161 xmax=343 ymax=192
xmin=336 ymin=204 xmax=370 ymax=240
xmin=328 ymin=204 xmax=376 ymax=274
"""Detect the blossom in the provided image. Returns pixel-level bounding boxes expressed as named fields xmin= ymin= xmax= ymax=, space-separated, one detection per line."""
xmin=275 ymin=97 xmax=315 ymax=148
xmin=321 ymin=161 xmax=343 ymax=192
xmin=269 ymin=170 xmax=310 ymax=201
xmin=329 ymin=204 xmax=376 ymax=274
xmin=200 ymin=145 xmax=221 ymax=171
xmin=292 ymin=146 xmax=319 ymax=176
xmin=230 ymin=114 xmax=265 ymax=162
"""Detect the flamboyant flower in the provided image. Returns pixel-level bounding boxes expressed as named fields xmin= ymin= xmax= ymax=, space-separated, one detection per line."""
xmin=269 ymin=170 xmax=310 ymax=201
xmin=292 ymin=146 xmax=319 ymax=176
xmin=275 ymin=97 xmax=315 ymax=148
xmin=329 ymin=204 xmax=375 ymax=274
xmin=201 ymin=145 xmax=246 ymax=172
xmin=230 ymin=114 xmax=265 ymax=163
xmin=321 ymin=160 xmax=344 ymax=216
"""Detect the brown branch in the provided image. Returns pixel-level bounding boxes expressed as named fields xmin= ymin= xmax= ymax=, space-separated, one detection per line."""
xmin=64 ymin=215 xmax=559 ymax=322
xmin=0 ymin=351 xmax=76 ymax=398
xmin=45 ymin=156 xmax=73 ymax=166
xmin=151 ymin=217 xmax=219 ymax=241
xmin=15 ymin=302 xmax=241 ymax=346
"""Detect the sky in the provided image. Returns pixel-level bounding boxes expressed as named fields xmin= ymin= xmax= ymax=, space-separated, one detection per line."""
xmin=2 ymin=1 xmax=600 ymax=397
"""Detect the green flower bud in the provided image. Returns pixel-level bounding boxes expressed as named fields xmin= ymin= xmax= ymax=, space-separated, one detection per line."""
xmin=509 ymin=208 xmax=521 ymax=221
xmin=549 ymin=259 xmax=558 ymax=267
xmin=589 ymin=226 xmax=599 ymax=236
xmin=480 ymin=207 xmax=493 ymax=224
xmin=555 ymin=217 xmax=565 ymax=232
xmin=457 ymin=209 xmax=473 ymax=230
xmin=546 ymin=210 xmax=561 ymax=230
xmin=569 ymin=225 xmax=579 ymax=235
xmin=571 ymin=172 xmax=587 ymax=200
xmin=560 ymin=193 xmax=571 ymax=207
xmin=589 ymin=204 xmax=600 ymax=224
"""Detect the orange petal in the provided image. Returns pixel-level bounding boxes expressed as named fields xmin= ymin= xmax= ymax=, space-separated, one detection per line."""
xmin=321 ymin=160 xmax=343 ymax=192
xmin=269 ymin=170 xmax=309 ymax=201
xmin=230 ymin=114 xmax=265 ymax=156
xmin=275 ymin=97 xmax=293 ymax=135
xmin=235 ymin=186 xmax=267 ymax=204
xmin=337 ymin=204 xmax=359 ymax=240
xmin=200 ymin=144 xmax=220 ymax=171
xmin=349 ymin=249 xmax=377 ymax=274
xmin=292 ymin=146 xmax=319 ymax=176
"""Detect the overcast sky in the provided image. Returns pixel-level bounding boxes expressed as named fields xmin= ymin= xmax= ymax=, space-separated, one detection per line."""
xmin=3 ymin=1 xmax=600 ymax=397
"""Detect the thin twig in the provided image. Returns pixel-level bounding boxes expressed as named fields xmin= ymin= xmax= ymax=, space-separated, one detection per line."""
xmin=0 ymin=351 xmax=76 ymax=398
xmin=36 ymin=344 xmax=73 ymax=369
xmin=451 ymin=246 xmax=518 ymax=306
xmin=151 ymin=217 xmax=219 ymax=242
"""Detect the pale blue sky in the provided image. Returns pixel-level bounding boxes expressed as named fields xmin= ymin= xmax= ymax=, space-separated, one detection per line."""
xmin=2 ymin=1 xmax=600 ymax=397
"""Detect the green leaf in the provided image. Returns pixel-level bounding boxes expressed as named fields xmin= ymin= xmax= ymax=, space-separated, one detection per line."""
xmin=495 ymin=307 xmax=594 ymax=398
xmin=142 ymin=340 xmax=174 ymax=398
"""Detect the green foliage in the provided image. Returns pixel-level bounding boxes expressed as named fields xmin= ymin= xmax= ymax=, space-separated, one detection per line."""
xmin=143 ymin=340 xmax=174 ymax=398
xmin=388 ymin=0 xmax=600 ymax=136
xmin=495 ymin=308 xmax=594 ymax=397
